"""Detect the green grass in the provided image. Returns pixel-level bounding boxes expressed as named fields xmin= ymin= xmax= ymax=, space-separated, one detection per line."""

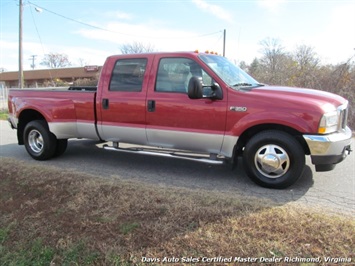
xmin=0 ymin=109 xmax=8 ymax=120
xmin=0 ymin=238 xmax=54 ymax=266
xmin=119 ymin=222 xmax=141 ymax=235
xmin=0 ymin=237 xmax=100 ymax=266
xmin=0 ymin=224 xmax=12 ymax=243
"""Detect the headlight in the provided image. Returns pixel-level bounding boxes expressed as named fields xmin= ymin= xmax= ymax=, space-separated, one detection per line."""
xmin=318 ymin=111 xmax=339 ymax=134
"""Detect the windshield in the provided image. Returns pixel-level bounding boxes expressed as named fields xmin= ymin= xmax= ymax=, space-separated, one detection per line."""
xmin=198 ymin=54 xmax=261 ymax=89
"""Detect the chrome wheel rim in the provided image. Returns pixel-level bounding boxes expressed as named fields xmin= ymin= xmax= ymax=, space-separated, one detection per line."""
xmin=254 ymin=144 xmax=290 ymax=178
xmin=28 ymin=129 xmax=44 ymax=153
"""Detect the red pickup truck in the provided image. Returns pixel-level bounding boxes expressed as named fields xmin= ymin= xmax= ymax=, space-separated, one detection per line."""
xmin=8 ymin=52 xmax=352 ymax=188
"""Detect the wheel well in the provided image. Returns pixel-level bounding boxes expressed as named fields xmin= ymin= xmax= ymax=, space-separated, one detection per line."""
xmin=17 ymin=109 xmax=46 ymax=145
xmin=234 ymin=124 xmax=310 ymax=157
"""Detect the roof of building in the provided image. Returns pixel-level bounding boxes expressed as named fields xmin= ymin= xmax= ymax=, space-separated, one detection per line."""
xmin=0 ymin=66 xmax=101 ymax=81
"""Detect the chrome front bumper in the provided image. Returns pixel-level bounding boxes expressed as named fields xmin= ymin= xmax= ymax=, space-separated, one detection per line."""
xmin=303 ymin=127 xmax=352 ymax=171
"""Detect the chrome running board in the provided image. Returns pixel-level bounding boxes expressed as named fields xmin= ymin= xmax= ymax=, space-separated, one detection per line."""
xmin=102 ymin=144 xmax=224 ymax=165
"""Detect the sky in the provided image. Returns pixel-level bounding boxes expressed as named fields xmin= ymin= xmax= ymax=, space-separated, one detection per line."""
xmin=0 ymin=0 xmax=354 ymax=72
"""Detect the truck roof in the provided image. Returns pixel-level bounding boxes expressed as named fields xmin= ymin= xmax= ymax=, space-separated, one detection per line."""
xmin=107 ymin=51 xmax=221 ymax=59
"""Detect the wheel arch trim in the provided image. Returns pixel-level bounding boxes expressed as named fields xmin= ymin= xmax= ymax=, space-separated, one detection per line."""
xmin=232 ymin=123 xmax=310 ymax=158
xmin=17 ymin=109 xmax=48 ymax=145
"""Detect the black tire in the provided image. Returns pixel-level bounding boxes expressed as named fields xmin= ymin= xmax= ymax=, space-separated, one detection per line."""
xmin=23 ymin=120 xmax=57 ymax=160
xmin=243 ymin=130 xmax=305 ymax=189
xmin=53 ymin=139 xmax=68 ymax=157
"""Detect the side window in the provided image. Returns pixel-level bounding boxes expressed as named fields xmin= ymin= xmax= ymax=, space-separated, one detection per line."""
xmin=156 ymin=58 xmax=212 ymax=93
xmin=109 ymin=58 xmax=147 ymax=92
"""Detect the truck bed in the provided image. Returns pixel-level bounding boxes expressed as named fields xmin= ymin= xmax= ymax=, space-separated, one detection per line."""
xmin=8 ymin=87 xmax=98 ymax=140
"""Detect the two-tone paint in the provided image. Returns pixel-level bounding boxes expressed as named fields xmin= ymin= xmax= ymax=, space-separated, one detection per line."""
xmin=8 ymin=52 xmax=351 ymax=163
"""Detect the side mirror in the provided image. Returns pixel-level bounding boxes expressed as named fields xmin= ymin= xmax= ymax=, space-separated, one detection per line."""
xmin=208 ymin=82 xmax=223 ymax=100
xmin=188 ymin=76 xmax=203 ymax=99
xmin=188 ymin=76 xmax=223 ymax=100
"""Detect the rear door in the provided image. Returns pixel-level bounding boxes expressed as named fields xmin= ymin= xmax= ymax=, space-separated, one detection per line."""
xmin=97 ymin=55 xmax=151 ymax=144
xmin=146 ymin=55 xmax=227 ymax=154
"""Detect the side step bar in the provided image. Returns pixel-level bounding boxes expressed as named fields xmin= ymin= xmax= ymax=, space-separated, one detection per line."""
xmin=102 ymin=143 xmax=225 ymax=165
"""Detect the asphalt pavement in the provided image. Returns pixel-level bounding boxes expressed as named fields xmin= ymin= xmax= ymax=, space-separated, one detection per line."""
xmin=0 ymin=120 xmax=354 ymax=216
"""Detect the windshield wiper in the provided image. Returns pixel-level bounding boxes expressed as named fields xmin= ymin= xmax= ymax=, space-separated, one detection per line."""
xmin=232 ymin=82 xmax=253 ymax=87
xmin=232 ymin=83 xmax=265 ymax=88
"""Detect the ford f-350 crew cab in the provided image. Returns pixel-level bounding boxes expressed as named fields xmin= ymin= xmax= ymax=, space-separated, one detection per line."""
xmin=8 ymin=52 xmax=352 ymax=188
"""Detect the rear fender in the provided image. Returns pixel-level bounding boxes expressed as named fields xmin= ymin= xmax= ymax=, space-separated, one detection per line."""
xmin=15 ymin=98 xmax=76 ymax=143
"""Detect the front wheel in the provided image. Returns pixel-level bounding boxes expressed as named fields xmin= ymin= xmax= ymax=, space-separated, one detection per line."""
xmin=23 ymin=120 xmax=57 ymax=160
xmin=243 ymin=130 xmax=305 ymax=189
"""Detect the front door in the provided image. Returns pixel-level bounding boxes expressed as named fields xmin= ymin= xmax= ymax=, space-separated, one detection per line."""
xmin=146 ymin=56 xmax=227 ymax=154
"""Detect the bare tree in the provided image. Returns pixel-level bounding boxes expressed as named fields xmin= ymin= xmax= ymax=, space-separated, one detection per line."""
xmin=41 ymin=53 xmax=72 ymax=68
xmin=248 ymin=58 xmax=262 ymax=80
xmin=294 ymin=45 xmax=319 ymax=69
xmin=291 ymin=45 xmax=320 ymax=88
xmin=239 ymin=60 xmax=248 ymax=71
xmin=258 ymin=38 xmax=289 ymax=84
xmin=120 ymin=42 xmax=155 ymax=54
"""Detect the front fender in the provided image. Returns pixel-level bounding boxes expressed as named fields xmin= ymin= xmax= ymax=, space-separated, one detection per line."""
xmin=227 ymin=111 xmax=317 ymax=136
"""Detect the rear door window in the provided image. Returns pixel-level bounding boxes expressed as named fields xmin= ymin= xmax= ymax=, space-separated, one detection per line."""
xmin=109 ymin=58 xmax=147 ymax=92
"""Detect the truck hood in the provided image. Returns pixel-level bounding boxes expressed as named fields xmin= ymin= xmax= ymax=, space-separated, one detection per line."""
xmin=249 ymin=85 xmax=347 ymax=110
